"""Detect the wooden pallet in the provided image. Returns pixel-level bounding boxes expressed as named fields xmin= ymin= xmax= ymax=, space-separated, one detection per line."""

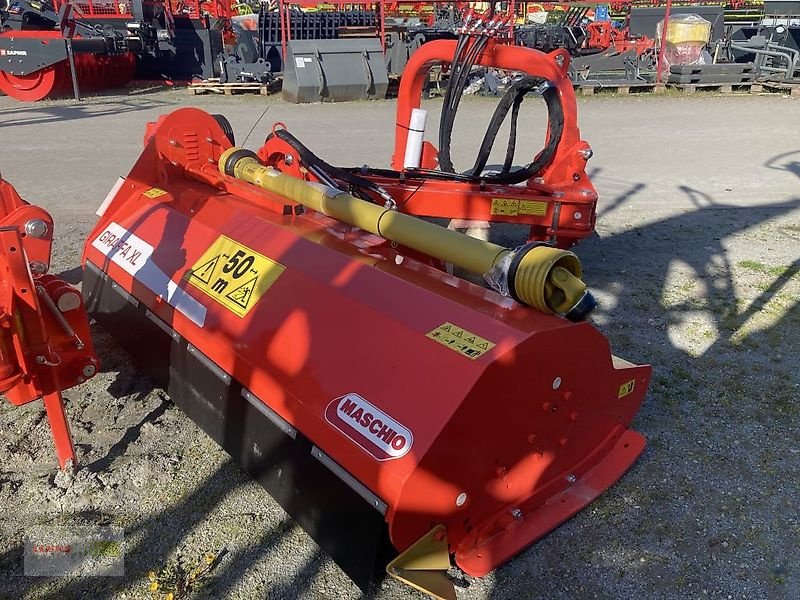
xmin=760 ymin=81 xmax=800 ymax=97
xmin=668 ymin=82 xmax=764 ymax=95
xmin=188 ymin=78 xmax=279 ymax=96
xmin=575 ymin=81 xmax=666 ymax=96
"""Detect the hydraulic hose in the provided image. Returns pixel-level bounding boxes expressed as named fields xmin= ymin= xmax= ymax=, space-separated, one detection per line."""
xmin=268 ymin=128 xmax=393 ymax=203
xmin=438 ymin=33 xmax=490 ymax=174
xmin=468 ymin=76 xmax=564 ymax=184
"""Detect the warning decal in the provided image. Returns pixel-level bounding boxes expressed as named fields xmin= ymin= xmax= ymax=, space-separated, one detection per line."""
xmin=142 ymin=188 xmax=168 ymax=199
xmin=426 ymin=322 xmax=496 ymax=360
xmin=187 ymin=235 xmax=285 ymax=317
xmin=618 ymin=379 xmax=636 ymax=399
xmin=490 ymin=198 xmax=548 ymax=217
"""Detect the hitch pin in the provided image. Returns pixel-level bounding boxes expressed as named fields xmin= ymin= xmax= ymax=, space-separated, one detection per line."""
xmin=35 ymin=351 xmax=62 ymax=368
xmin=35 ymin=286 xmax=85 ymax=350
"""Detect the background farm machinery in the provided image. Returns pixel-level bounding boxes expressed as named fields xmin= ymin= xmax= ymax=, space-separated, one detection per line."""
xmin=2 ymin=0 xmax=799 ymax=102
xmin=0 ymin=0 xmax=228 ymax=100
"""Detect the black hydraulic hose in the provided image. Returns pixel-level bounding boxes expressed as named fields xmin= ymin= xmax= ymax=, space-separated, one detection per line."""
xmin=449 ymin=33 xmax=488 ymax=112
xmin=502 ymin=89 xmax=523 ymax=173
xmin=350 ymin=77 xmax=565 ymax=186
xmin=268 ymin=129 xmax=389 ymax=200
xmin=441 ymin=32 xmax=469 ymax=112
xmin=470 ymin=76 xmax=541 ymax=176
xmin=438 ymin=32 xmax=471 ymax=172
xmin=268 ymin=71 xmax=564 ymax=189
xmin=469 ymin=77 xmax=564 ymax=184
xmin=345 ymin=166 xmax=477 ymax=182
xmin=438 ymin=33 xmax=490 ymax=173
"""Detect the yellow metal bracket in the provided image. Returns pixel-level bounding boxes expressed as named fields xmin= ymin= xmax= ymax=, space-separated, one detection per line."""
xmin=386 ymin=525 xmax=456 ymax=600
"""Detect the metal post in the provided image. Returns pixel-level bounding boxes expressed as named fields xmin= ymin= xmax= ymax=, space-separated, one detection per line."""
xmin=43 ymin=391 xmax=77 ymax=468
xmin=59 ymin=3 xmax=81 ymax=100
xmin=65 ymin=38 xmax=81 ymax=101
xmin=279 ymin=0 xmax=288 ymax=66
xmin=656 ymin=0 xmax=672 ymax=84
xmin=378 ymin=0 xmax=386 ymax=52
xmin=509 ymin=0 xmax=515 ymax=44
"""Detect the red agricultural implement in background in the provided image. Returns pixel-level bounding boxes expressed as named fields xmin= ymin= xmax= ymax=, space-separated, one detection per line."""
xmin=0 ymin=176 xmax=98 ymax=468
xmin=585 ymin=19 xmax=654 ymax=56
xmin=0 ymin=0 xmax=230 ymax=101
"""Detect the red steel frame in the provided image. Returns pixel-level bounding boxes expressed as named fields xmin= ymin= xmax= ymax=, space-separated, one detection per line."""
xmin=0 ymin=177 xmax=99 ymax=468
xmin=390 ymin=40 xmax=598 ymax=246
xmin=261 ymin=37 xmax=598 ymax=248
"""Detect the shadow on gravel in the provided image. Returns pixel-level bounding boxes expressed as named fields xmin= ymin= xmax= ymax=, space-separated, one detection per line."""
xmin=0 ymin=97 xmax=171 ymax=129
xmin=84 ymin=392 xmax=171 ymax=475
xmin=765 ymin=149 xmax=800 ymax=180
xmin=487 ymin=187 xmax=800 ymax=598
xmin=54 ymin=266 xmax=83 ymax=285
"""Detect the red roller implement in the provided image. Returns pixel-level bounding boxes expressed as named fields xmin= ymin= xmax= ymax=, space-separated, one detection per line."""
xmin=0 ymin=31 xmax=135 ymax=102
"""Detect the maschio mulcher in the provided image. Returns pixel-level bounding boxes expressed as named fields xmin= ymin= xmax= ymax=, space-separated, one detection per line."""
xmin=78 ymin=106 xmax=651 ymax=598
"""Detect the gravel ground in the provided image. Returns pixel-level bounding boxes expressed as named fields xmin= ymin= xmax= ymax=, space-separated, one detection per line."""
xmin=0 ymin=88 xmax=798 ymax=600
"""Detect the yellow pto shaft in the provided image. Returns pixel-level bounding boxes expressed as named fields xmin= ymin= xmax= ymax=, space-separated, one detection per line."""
xmin=219 ymin=147 xmax=595 ymax=320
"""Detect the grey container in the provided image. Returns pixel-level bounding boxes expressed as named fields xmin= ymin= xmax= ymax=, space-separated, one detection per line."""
xmin=282 ymin=38 xmax=388 ymax=103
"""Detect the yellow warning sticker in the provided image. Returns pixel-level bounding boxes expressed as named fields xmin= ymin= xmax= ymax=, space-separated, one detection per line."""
xmin=618 ymin=379 xmax=636 ymax=399
xmin=518 ymin=200 xmax=547 ymax=216
xmin=187 ymin=235 xmax=285 ymax=318
xmin=426 ymin=322 xmax=496 ymax=360
xmin=490 ymin=198 xmax=547 ymax=217
xmin=490 ymin=198 xmax=519 ymax=216
xmin=142 ymin=188 xmax=168 ymax=199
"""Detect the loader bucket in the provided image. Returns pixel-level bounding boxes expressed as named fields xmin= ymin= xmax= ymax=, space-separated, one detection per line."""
xmin=81 ymin=108 xmax=650 ymax=595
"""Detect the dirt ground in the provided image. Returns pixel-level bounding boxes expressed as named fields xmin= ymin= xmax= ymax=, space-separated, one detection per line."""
xmin=0 ymin=88 xmax=798 ymax=600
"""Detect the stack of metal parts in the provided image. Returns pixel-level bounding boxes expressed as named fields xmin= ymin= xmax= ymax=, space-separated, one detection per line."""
xmin=667 ymin=62 xmax=757 ymax=84
xmin=384 ymin=8 xmax=460 ymax=76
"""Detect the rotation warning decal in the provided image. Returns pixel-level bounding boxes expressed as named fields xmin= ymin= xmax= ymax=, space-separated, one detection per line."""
xmin=187 ymin=235 xmax=285 ymax=317
xmin=426 ymin=322 xmax=496 ymax=360
xmin=490 ymin=198 xmax=547 ymax=217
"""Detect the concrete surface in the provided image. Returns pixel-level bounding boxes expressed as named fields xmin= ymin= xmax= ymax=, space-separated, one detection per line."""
xmin=0 ymin=89 xmax=799 ymax=600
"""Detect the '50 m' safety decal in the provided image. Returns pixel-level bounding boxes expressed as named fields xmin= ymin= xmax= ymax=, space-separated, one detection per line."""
xmin=186 ymin=235 xmax=285 ymax=317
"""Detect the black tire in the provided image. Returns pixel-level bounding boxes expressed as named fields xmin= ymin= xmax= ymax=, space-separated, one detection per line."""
xmin=212 ymin=114 xmax=235 ymax=146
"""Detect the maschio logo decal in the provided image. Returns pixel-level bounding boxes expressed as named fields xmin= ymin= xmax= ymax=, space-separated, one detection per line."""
xmin=325 ymin=393 xmax=413 ymax=461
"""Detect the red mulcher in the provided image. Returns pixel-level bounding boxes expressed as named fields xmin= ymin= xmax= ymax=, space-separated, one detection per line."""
xmin=78 ymin=104 xmax=650 ymax=598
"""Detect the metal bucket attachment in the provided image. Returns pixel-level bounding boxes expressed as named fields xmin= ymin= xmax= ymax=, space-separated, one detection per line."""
xmin=281 ymin=38 xmax=388 ymax=103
